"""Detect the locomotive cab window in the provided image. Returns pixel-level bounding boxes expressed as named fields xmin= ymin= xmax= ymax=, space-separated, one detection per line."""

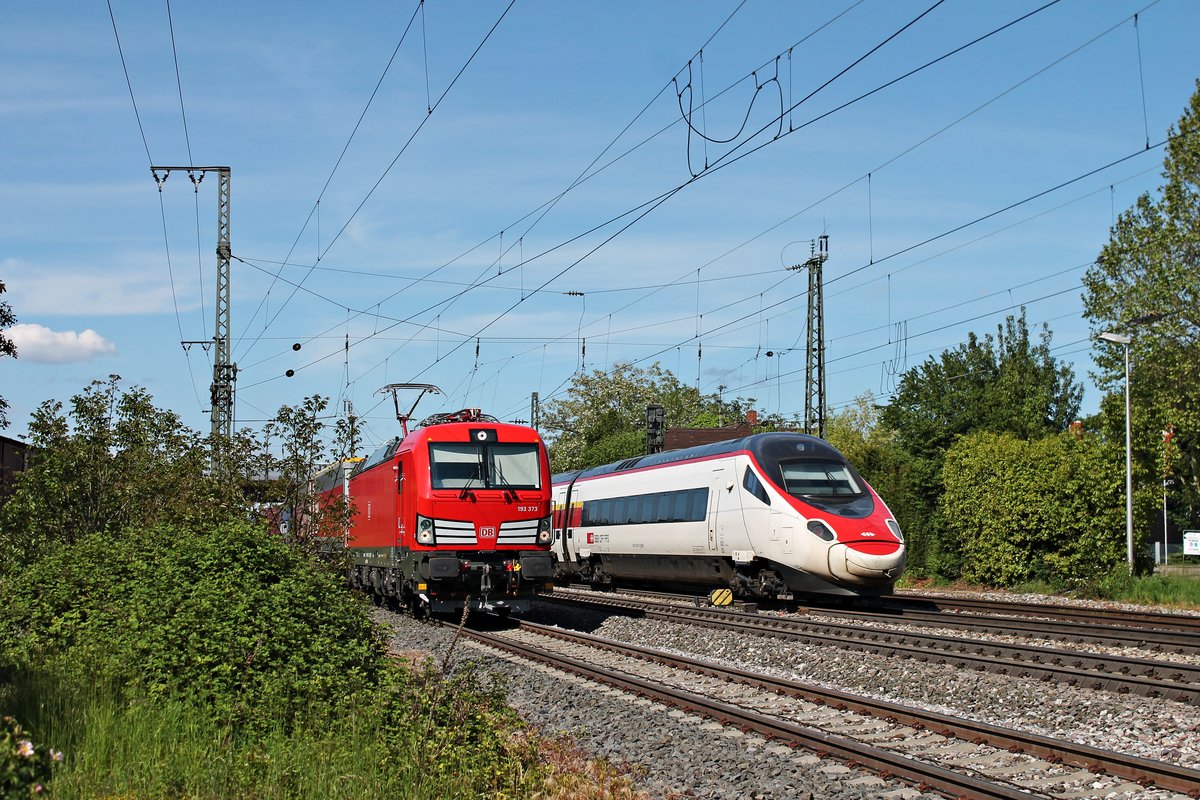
xmin=779 ymin=459 xmax=862 ymax=497
xmin=488 ymin=443 xmax=541 ymax=489
xmin=777 ymin=458 xmax=874 ymax=517
xmin=429 ymin=442 xmax=541 ymax=490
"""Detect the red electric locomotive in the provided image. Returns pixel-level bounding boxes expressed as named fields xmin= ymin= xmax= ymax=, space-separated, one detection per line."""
xmin=336 ymin=385 xmax=554 ymax=616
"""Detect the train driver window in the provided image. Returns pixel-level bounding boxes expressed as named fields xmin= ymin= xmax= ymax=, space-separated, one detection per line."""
xmin=396 ymin=464 xmax=403 ymax=494
xmin=779 ymin=460 xmax=862 ymax=497
xmin=429 ymin=444 xmax=483 ymax=489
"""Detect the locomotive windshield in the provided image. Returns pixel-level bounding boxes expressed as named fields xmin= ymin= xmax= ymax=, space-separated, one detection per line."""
xmin=778 ymin=458 xmax=874 ymax=517
xmin=429 ymin=442 xmax=541 ymax=490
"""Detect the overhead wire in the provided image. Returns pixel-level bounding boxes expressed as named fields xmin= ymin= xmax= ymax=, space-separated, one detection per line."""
xmin=237 ymin=0 xmax=518 ymax=363
xmin=236 ymin=0 xmax=425 ymax=354
xmin=247 ymin=0 xmax=1146 ymax=432
xmin=238 ymin=0 xmax=850 ymax=398
xmin=277 ymin=0 xmax=948 ymax=397
xmin=107 ymin=0 xmax=207 ymax=414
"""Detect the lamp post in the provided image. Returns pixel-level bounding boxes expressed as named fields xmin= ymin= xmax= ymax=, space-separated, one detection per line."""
xmin=1098 ymin=331 xmax=1134 ymax=574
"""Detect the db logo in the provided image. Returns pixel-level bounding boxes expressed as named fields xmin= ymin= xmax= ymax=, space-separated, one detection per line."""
xmin=860 ymin=531 xmax=876 ymax=537
xmin=478 ymin=526 xmax=497 ymax=539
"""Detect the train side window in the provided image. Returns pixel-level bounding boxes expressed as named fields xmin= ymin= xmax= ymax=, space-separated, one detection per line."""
xmin=651 ymin=492 xmax=669 ymax=523
xmin=396 ymin=465 xmax=404 ymax=494
xmin=743 ymin=467 xmax=770 ymax=506
xmin=613 ymin=497 xmax=629 ymax=526
xmin=627 ymin=495 xmax=645 ymax=524
xmin=688 ymin=487 xmax=708 ymax=521
xmin=670 ymin=490 xmax=690 ymax=522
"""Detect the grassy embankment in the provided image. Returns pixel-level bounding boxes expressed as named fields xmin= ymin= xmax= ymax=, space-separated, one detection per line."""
xmin=0 ymin=522 xmax=647 ymax=800
xmin=900 ymin=565 xmax=1200 ymax=610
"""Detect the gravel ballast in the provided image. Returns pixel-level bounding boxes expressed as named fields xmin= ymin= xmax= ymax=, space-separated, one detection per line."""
xmin=375 ymin=589 xmax=1200 ymax=799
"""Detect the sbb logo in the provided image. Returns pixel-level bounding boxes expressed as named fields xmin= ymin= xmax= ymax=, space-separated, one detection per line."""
xmin=479 ymin=526 xmax=497 ymax=539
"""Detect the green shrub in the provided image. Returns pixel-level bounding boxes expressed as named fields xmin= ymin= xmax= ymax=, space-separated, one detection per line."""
xmin=941 ymin=431 xmax=1126 ymax=588
xmin=1 ymin=520 xmax=383 ymax=733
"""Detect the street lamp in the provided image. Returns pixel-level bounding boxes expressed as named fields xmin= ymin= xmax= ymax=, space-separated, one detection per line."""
xmin=1098 ymin=330 xmax=1134 ymax=574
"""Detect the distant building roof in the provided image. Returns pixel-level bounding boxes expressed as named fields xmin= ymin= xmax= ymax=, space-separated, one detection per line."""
xmin=663 ymin=423 xmax=753 ymax=452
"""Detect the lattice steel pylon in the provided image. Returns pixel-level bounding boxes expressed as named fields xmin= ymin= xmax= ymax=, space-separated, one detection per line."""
xmin=153 ymin=165 xmax=235 ymax=453
xmin=802 ymin=235 xmax=828 ymax=438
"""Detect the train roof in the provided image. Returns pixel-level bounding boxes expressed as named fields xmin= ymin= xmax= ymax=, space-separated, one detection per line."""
xmin=553 ymin=431 xmax=846 ymax=484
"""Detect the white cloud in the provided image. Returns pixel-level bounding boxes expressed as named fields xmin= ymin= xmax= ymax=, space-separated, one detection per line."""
xmin=1 ymin=257 xmax=196 ymax=316
xmin=4 ymin=324 xmax=117 ymax=364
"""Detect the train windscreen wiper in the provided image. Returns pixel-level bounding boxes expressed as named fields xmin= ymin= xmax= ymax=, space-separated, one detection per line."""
xmin=458 ymin=471 xmax=479 ymax=501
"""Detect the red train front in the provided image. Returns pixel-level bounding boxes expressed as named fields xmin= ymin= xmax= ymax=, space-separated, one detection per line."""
xmin=342 ymin=408 xmax=554 ymax=616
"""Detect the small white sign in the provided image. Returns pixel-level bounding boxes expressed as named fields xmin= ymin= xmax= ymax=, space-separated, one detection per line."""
xmin=1184 ymin=531 xmax=1200 ymax=556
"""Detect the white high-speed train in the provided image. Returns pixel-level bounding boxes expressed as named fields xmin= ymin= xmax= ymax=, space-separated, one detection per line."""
xmin=551 ymin=432 xmax=906 ymax=598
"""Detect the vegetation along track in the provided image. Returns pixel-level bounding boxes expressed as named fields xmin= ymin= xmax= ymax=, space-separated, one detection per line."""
xmin=545 ymin=590 xmax=1200 ymax=704
xmin=450 ymin=618 xmax=1200 ymax=800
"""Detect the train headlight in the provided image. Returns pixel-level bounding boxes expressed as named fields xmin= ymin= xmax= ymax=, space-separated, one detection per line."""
xmin=536 ymin=515 xmax=552 ymax=544
xmin=806 ymin=520 xmax=835 ymax=542
xmin=416 ymin=515 xmax=435 ymax=545
xmin=886 ymin=519 xmax=904 ymax=542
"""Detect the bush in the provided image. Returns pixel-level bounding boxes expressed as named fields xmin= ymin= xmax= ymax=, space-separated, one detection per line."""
xmin=941 ymin=431 xmax=1126 ymax=588
xmin=1 ymin=715 xmax=59 ymax=797
xmin=1 ymin=520 xmax=383 ymax=733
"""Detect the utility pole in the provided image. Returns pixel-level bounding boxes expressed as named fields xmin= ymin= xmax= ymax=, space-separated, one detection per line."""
xmin=531 ymin=391 xmax=540 ymax=432
xmin=343 ymin=399 xmax=361 ymax=458
xmin=789 ymin=235 xmax=828 ymax=438
xmin=154 ymin=165 xmax=235 ymax=452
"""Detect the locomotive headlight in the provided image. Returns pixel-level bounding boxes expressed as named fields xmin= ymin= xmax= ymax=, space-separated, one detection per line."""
xmin=416 ymin=515 xmax=435 ymax=545
xmin=806 ymin=520 xmax=835 ymax=542
xmin=536 ymin=515 xmax=552 ymax=545
xmin=886 ymin=519 xmax=904 ymax=542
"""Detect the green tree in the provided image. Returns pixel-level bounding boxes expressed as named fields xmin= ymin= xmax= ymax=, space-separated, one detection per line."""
xmin=880 ymin=311 xmax=1082 ymax=576
xmin=263 ymin=395 xmax=339 ymax=542
xmin=0 ymin=377 xmax=244 ymax=572
xmin=1083 ymin=80 xmax=1200 ymax=534
xmin=941 ymin=431 xmax=1125 ymax=589
xmin=541 ymin=362 xmax=746 ymax=472
xmin=0 ymin=280 xmax=16 ymax=429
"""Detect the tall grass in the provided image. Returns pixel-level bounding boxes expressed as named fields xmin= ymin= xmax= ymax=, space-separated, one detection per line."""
xmin=1093 ymin=570 xmax=1200 ymax=609
xmin=2 ymin=663 xmax=538 ymax=800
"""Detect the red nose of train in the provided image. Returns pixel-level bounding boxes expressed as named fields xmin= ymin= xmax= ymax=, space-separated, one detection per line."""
xmin=828 ymin=534 xmax=906 ymax=583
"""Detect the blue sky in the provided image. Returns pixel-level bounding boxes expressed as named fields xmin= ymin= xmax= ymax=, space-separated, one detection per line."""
xmin=3 ymin=0 xmax=1198 ymax=450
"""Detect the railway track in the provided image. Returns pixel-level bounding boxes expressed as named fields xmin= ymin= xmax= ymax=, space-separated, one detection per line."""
xmin=798 ymin=602 xmax=1200 ymax=655
xmin=886 ymin=592 xmax=1200 ymax=635
xmin=546 ymin=589 xmax=1200 ymax=704
xmin=556 ymin=585 xmax=1200 ymax=653
xmin=452 ymin=618 xmax=1200 ymax=800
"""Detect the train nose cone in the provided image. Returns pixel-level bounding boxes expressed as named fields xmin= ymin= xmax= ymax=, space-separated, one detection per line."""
xmin=827 ymin=540 xmax=906 ymax=584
